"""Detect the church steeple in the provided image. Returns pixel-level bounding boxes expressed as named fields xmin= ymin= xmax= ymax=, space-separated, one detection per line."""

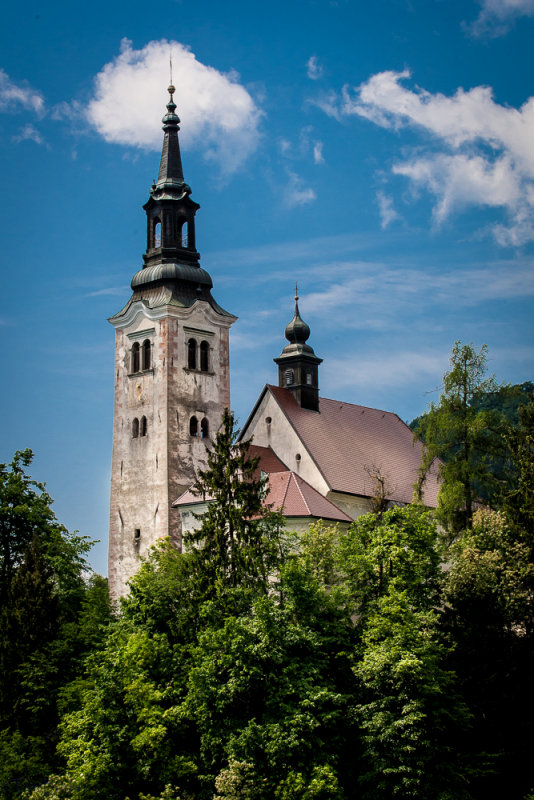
xmin=141 ymin=84 xmax=201 ymax=273
xmin=155 ymin=83 xmax=187 ymax=191
xmin=274 ymin=287 xmax=322 ymax=412
xmin=108 ymin=84 xmax=236 ymax=599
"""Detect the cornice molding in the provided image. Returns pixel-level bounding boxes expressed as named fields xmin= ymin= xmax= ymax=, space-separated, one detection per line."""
xmin=109 ymin=299 xmax=237 ymax=331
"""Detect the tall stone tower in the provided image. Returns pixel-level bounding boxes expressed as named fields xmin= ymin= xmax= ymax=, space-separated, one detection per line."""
xmin=108 ymin=84 xmax=236 ymax=599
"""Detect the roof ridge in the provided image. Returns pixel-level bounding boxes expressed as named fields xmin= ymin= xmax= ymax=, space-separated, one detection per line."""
xmin=281 ymin=472 xmax=292 ymax=510
xmin=292 ymin=472 xmax=312 ymax=514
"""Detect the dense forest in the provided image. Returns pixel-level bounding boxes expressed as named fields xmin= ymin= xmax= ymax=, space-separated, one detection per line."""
xmin=1 ymin=342 xmax=533 ymax=800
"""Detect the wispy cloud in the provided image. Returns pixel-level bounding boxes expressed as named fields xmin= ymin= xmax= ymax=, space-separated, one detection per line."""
xmin=376 ymin=191 xmax=398 ymax=229
xmin=313 ymin=141 xmax=324 ymax=164
xmin=283 ymin=170 xmax=317 ymax=207
xmin=306 ymin=56 xmax=324 ymax=80
xmin=86 ymin=286 xmax=129 ymax=297
xmin=87 ymin=38 xmax=262 ymax=174
xmin=205 ymin=231 xmax=382 ymax=271
xmin=324 ymin=69 xmax=534 ymax=245
xmin=0 ymin=70 xmax=44 ymax=114
xmin=12 ymin=124 xmax=44 ymax=145
xmin=279 ymin=126 xmax=325 ymax=166
xmin=466 ymin=0 xmax=534 ymax=37
xmin=299 ymin=258 xmax=534 ymax=326
xmin=309 ymin=90 xmax=342 ymax=121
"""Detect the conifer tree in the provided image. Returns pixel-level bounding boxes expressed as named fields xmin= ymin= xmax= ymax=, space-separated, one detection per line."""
xmin=184 ymin=408 xmax=282 ymax=599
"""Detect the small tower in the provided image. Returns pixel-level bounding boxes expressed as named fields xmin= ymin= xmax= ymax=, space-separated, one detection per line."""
xmin=108 ymin=84 xmax=236 ymax=600
xmin=274 ymin=288 xmax=322 ymax=411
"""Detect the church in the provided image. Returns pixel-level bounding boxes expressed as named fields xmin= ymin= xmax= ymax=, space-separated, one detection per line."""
xmin=108 ymin=84 xmax=439 ymax=600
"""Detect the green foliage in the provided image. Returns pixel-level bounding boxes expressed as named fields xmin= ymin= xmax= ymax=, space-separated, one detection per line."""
xmin=334 ymin=506 xmax=441 ymax=619
xmin=410 ymin=380 xmax=534 ymax=434
xmin=414 ymin=342 xmax=507 ymax=533
xmin=442 ymin=508 xmax=534 ymax=800
xmin=354 ymin=589 xmax=469 ymax=800
xmin=10 ymin=416 xmax=534 ymax=800
xmin=0 ymin=450 xmax=111 ymax=799
xmin=502 ymin=400 xmax=534 ymax=537
xmin=184 ymin=408 xmax=285 ymax=604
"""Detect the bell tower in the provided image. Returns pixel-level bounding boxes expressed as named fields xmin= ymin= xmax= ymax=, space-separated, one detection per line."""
xmin=108 ymin=84 xmax=236 ymax=600
xmin=274 ymin=288 xmax=322 ymax=412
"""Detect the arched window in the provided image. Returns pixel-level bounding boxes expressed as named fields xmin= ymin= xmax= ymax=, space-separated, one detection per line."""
xmin=132 ymin=418 xmax=139 ymax=438
xmin=131 ymin=342 xmax=140 ymax=373
xmin=142 ymin=339 xmax=151 ymax=370
xmin=285 ymin=369 xmax=294 ymax=386
xmin=182 ymin=221 xmax=189 ymax=247
xmin=154 ymin=220 xmax=161 ymax=248
xmin=189 ymin=416 xmax=198 ymax=436
xmin=187 ymin=338 xmax=197 ymax=370
xmin=201 ymin=418 xmax=209 ymax=439
xmin=200 ymin=340 xmax=209 ymax=372
xmin=306 ymin=371 xmax=312 ymax=385
xmin=140 ymin=416 xmax=147 ymax=437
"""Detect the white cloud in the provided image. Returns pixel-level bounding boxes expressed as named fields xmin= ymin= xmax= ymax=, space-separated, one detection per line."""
xmin=336 ymin=70 xmax=534 ymax=244
xmin=283 ymin=171 xmax=317 ymax=207
xmin=87 ymin=38 xmax=262 ymax=174
xmin=467 ymin=0 xmax=534 ymax=36
xmin=12 ymin=124 xmax=44 ymax=145
xmin=313 ymin=141 xmax=324 ymax=164
xmin=306 ymin=56 xmax=324 ymax=80
xmin=309 ymin=90 xmax=342 ymax=120
xmin=279 ymin=138 xmax=292 ymax=156
xmin=299 ymin=258 xmax=534 ymax=319
xmin=376 ymin=191 xmax=399 ymax=228
xmin=0 ymin=70 xmax=44 ymax=114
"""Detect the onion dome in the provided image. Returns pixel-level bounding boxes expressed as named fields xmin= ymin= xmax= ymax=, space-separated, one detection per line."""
xmin=285 ymin=287 xmax=311 ymax=345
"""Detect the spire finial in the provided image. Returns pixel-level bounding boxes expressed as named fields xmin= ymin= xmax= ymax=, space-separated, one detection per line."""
xmin=295 ymin=282 xmax=298 ymax=303
xmin=168 ymin=54 xmax=175 ymax=103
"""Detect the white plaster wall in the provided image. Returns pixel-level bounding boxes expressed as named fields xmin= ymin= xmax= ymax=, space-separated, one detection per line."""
xmin=326 ymin=491 xmax=373 ymax=520
xmin=243 ymin=390 xmax=330 ymax=496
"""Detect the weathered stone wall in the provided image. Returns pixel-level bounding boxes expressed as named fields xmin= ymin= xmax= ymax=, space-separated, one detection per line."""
xmin=109 ymin=299 xmax=234 ymax=600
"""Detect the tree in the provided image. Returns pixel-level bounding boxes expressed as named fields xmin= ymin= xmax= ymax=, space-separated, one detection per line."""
xmin=302 ymin=507 xmax=471 ymax=799
xmin=184 ymin=408 xmax=284 ymax=602
xmin=0 ymin=451 xmax=110 ymax=799
xmin=354 ymin=589 xmax=470 ymax=800
xmin=415 ymin=342 xmax=505 ymax=534
xmin=442 ymin=508 xmax=534 ymax=800
xmin=502 ymin=400 xmax=534 ymax=538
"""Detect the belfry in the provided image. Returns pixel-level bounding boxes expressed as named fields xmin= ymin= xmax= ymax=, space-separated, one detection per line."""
xmin=108 ymin=85 xmax=236 ymax=600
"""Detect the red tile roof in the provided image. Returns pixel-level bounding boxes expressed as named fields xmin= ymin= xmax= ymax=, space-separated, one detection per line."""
xmin=265 ymin=385 xmax=440 ymax=507
xmin=266 ymin=470 xmax=352 ymax=522
xmin=246 ymin=444 xmax=288 ymax=475
xmin=173 ymin=443 xmax=351 ymax=523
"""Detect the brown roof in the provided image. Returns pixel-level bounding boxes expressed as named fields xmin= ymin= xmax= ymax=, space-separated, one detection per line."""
xmin=259 ymin=385 xmax=439 ymax=507
xmin=246 ymin=444 xmax=288 ymax=475
xmin=266 ymin=471 xmax=352 ymax=522
xmin=174 ymin=468 xmax=351 ymax=523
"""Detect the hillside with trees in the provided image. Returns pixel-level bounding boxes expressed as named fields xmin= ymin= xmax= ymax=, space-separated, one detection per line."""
xmin=0 ymin=345 xmax=533 ymax=800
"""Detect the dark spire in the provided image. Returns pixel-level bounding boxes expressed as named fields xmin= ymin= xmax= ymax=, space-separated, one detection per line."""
xmin=154 ymin=83 xmax=189 ymax=194
xmin=274 ymin=287 xmax=322 ymax=412
xmin=111 ymin=84 xmax=236 ymax=324
xmin=285 ymin=284 xmax=311 ymax=345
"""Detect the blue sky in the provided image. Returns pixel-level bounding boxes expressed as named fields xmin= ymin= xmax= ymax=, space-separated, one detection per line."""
xmin=1 ymin=0 xmax=533 ymax=575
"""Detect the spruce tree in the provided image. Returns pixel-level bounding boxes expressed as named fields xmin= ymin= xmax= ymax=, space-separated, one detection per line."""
xmin=183 ymin=408 xmax=282 ymax=601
